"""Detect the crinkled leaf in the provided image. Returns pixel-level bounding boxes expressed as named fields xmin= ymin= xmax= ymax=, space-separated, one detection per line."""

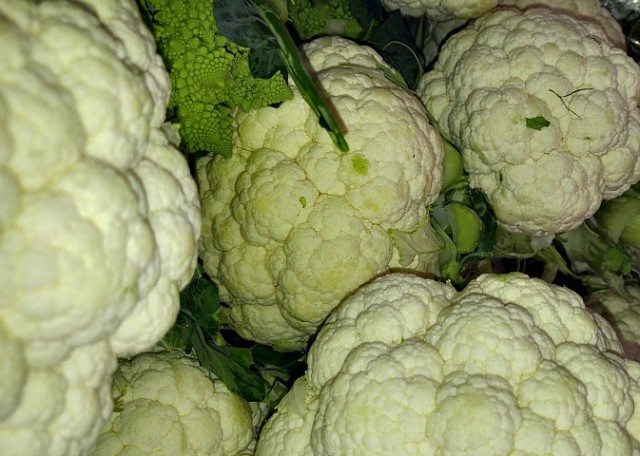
xmin=249 ymin=45 xmax=286 ymax=79
xmin=370 ymin=11 xmax=424 ymax=89
xmin=252 ymin=344 xmax=306 ymax=378
xmin=350 ymin=0 xmax=383 ymax=38
xmin=215 ymin=0 xmax=286 ymax=79
xmin=191 ymin=326 xmax=267 ymax=402
xmin=214 ymin=0 xmax=270 ymax=48
xmin=179 ymin=274 xmax=221 ymax=333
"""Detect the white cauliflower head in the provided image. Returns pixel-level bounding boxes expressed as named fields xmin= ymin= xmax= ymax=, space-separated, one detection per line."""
xmin=197 ymin=36 xmax=444 ymax=348
xmin=418 ymin=7 xmax=640 ymax=235
xmin=256 ymin=272 xmax=640 ymax=455
xmin=89 ymin=350 xmax=257 ymax=456
xmin=0 ymin=0 xmax=200 ymax=453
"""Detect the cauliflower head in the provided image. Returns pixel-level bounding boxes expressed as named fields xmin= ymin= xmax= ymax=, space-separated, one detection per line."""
xmin=197 ymin=36 xmax=444 ymax=348
xmin=418 ymin=8 xmax=640 ymax=235
xmin=89 ymin=350 xmax=256 ymax=456
xmin=0 ymin=0 xmax=200 ymax=453
xmin=256 ymin=272 xmax=640 ymax=455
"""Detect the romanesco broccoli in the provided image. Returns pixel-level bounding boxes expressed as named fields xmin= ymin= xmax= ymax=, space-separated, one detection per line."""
xmin=139 ymin=0 xmax=293 ymax=157
xmin=288 ymin=0 xmax=362 ymax=40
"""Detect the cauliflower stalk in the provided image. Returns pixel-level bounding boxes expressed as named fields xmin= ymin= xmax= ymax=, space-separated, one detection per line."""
xmin=139 ymin=0 xmax=293 ymax=157
xmin=257 ymin=272 xmax=640 ymax=455
xmin=197 ymin=36 xmax=444 ymax=348
xmin=0 ymin=0 xmax=201 ymax=454
xmin=418 ymin=7 xmax=640 ymax=235
xmin=89 ymin=350 xmax=257 ymax=456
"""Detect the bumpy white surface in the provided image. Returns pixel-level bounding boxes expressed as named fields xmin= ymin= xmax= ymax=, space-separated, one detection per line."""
xmin=419 ymin=8 xmax=640 ymax=235
xmin=0 ymin=0 xmax=201 ymax=454
xmin=256 ymin=272 xmax=640 ymax=455
xmin=198 ymin=36 xmax=444 ymax=348
xmin=89 ymin=351 xmax=256 ymax=456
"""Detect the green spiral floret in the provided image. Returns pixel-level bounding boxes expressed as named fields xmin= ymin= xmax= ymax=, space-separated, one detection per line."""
xmin=142 ymin=0 xmax=293 ymax=157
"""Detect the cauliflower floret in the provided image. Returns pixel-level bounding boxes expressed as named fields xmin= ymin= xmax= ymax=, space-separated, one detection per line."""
xmin=256 ymin=272 xmax=640 ymax=455
xmin=0 ymin=0 xmax=200 ymax=453
xmin=88 ymin=350 xmax=256 ymax=456
xmin=197 ymin=36 xmax=444 ymax=348
xmin=418 ymin=8 xmax=640 ymax=235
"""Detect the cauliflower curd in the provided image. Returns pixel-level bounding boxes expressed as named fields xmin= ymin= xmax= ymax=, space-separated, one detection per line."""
xmin=197 ymin=36 xmax=445 ymax=348
xmin=256 ymin=272 xmax=640 ymax=455
xmin=0 ymin=0 xmax=200 ymax=454
xmin=418 ymin=8 xmax=640 ymax=235
xmin=89 ymin=350 xmax=257 ymax=456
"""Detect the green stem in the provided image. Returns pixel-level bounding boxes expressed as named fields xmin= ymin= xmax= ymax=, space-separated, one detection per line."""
xmin=249 ymin=0 xmax=350 ymax=153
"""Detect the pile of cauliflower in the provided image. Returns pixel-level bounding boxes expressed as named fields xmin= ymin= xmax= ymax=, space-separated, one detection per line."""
xmin=4 ymin=0 xmax=640 ymax=455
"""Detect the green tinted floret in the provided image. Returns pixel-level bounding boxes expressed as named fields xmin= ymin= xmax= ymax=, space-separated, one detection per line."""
xmin=288 ymin=0 xmax=362 ymax=40
xmin=141 ymin=0 xmax=293 ymax=157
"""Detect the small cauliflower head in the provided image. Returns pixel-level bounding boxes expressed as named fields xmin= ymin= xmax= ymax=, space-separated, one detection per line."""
xmin=256 ymin=272 xmax=640 ymax=455
xmin=197 ymin=36 xmax=444 ymax=348
xmin=89 ymin=350 xmax=256 ymax=456
xmin=418 ymin=8 xmax=640 ymax=235
xmin=589 ymin=286 xmax=640 ymax=362
xmin=0 ymin=0 xmax=200 ymax=454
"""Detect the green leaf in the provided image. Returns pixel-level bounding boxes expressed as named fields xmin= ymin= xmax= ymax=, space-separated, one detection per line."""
xmin=179 ymin=274 xmax=221 ymax=333
xmin=441 ymin=140 xmax=464 ymax=191
xmin=191 ymin=326 xmax=267 ymax=402
xmin=349 ymin=0 xmax=383 ymax=38
xmin=432 ymin=221 xmax=463 ymax=284
xmin=252 ymin=344 xmax=306 ymax=380
xmin=369 ymin=11 xmax=424 ymax=89
xmin=525 ymin=116 xmax=550 ymax=130
xmin=215 ymin=0 xmax=286 ymax=78
xmin=214 ymin=0 xmax=270 ymax=49
xmin=162 ymin=270 xmax=307 ymax=403
xmin=446 ymin=202 xmax=483 ymax=254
